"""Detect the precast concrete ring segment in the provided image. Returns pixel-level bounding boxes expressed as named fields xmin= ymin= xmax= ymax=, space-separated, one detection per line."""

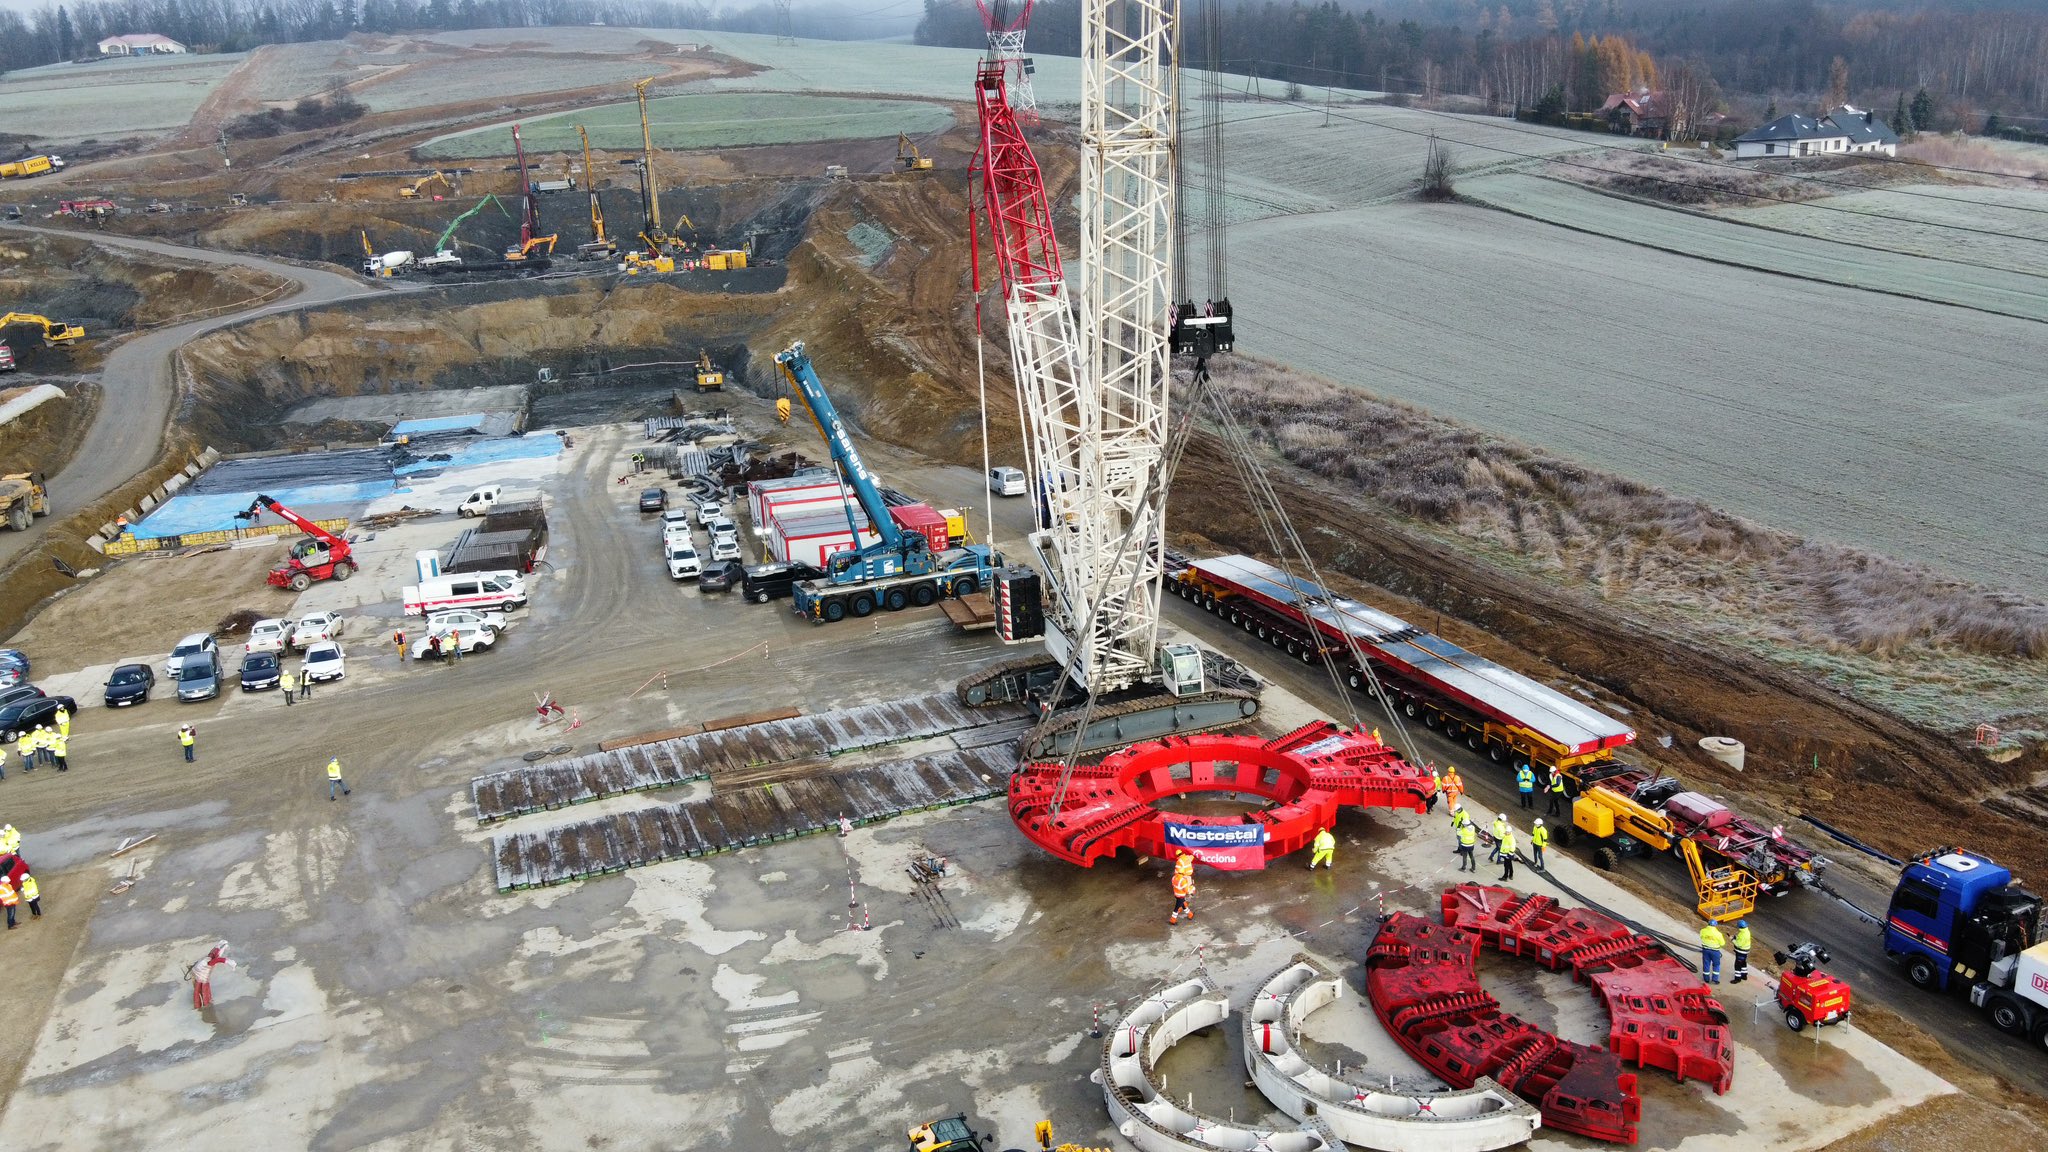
xmin=1093 ymin=976 xmax=1340 ymax=1152
xmin=1242 ymin=955 xmax=1542 ymax=1151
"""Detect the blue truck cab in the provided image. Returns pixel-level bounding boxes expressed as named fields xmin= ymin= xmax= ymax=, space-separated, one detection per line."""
xmin=1884 ymin=847 xmax=2042 ymax=993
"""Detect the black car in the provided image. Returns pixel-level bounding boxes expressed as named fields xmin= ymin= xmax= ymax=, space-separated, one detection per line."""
xmin=0 ymin=694 xmax=76 ymax=743
xmin=638 ymin=488 xmax=667 ymax=513
xmin=741 ymin=561 xmax=823 ymax=603
xmin=239 ymin=651 xmax=281 ymax=692
xmin=697 ymin=559 xmax=746 ymax=592
xmin=103 ymin=664 xmax=156 ymax=707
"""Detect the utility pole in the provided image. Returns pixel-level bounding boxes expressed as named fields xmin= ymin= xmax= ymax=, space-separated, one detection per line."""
xmin=774 ymin=0 xmax=797 ymax=45
xmin=1322 ymin=85 xmax=1332 ymax=127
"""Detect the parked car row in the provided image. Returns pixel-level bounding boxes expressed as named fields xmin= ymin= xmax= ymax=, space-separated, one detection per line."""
xmin=657 ymin=498 xmax=747 ymax=592
xmin=0 ymin=683 xmax=76 ymax=743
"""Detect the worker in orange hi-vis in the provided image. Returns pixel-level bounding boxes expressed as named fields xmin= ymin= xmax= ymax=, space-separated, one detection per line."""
xmin=1442 ymin=766 xmax=1465 ymax=808
xmin=1168 ymin=853 xmax=1196 ymax=925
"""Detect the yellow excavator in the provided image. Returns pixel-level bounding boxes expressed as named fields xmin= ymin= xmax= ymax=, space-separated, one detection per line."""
xmin=0 ymin=312 xmax=85 ymax=345
xmin=897 ymin=132 xmax=934 ymax=171
xmin=504 ymin=235 xmax=558 ymax=261
xmin=694 ymin=348 xmax=724 ymax=392
xmin=574 ymin=126 xmax=616 ymax=259
xmin=399 ymin=171 xmax=450 ymax=199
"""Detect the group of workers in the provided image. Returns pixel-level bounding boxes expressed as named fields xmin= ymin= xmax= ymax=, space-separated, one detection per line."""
xmin=7 ymin=703 xmax=74 ymax=777
xmin=1698 ymin=919 xmax=1753 ymax=984
xmin=0 ymin=826 xmax=48 ymax=930
xmin=1447 ymin=801 xmax=1549 ymax=879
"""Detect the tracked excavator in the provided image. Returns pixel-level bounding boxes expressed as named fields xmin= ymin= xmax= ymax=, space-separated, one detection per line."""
xmin=0 ymin=313 xmax=85 ymax=345
xmin=954 ymin=4 xmax=1259 ymax=759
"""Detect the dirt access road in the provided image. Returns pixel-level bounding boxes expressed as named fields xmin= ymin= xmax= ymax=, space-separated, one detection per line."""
xmin=0 ymin=223 xmax=388 ymax=566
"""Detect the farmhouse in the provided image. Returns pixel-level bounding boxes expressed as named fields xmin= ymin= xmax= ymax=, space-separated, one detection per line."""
xmin=1735 ymin=105 xmax=1898 ymax=159
xmin=1598 ymin=89 xmax=1676 ymax=138
xmin=96 ymin=33 xmax=188 ymax=56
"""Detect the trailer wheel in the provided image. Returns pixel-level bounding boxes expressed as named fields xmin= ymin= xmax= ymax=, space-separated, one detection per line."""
xmin=1403 ymin=701 xmax=1419 ymax=719
xmin=1784 ymin=1009 xmax=1807 ymax=1033
xmin=911 ymin=583 xmax=937 ymax=607
xmin=333 ymin=561 xmax=355 ymax=581
xmin=1487 ymin=743 xmax=1507 ymax=763
xmin=289 ymin=572 xmax=312 ymax=592
xmin=1905 ymin=956 xmax=1938 ymax=989
xmin=1466 ymin=730 xmax=1483 ymax=750
xmin=1299 ymin=646 xmax=1314 ymax=664
xmin=1254 ymin=625 xmax=1268 ymax=641
xmin=851 ymin=592 xmax=876 ymax=617
xmin=1201 ymin=593 xmax=1216 ymax=611
xmin=1424 ymin=710 xmax=1443 ymax=730
xmin=884 ymin=588 xmax=908 ymax=611
xmin=823 ymin=599 xmax=846 ymax=623
xmin=1345 ymin=670 xmax=1363 ymax=690
xmin=1593 ymin=846 xmax=1619 ymax=871
xmin=1989 ymin=995 xmax=2030 ymax=1035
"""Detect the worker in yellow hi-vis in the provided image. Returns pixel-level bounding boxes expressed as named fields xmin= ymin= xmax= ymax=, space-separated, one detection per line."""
xmin=1309 ymin=827 xmax=1335 ymax=870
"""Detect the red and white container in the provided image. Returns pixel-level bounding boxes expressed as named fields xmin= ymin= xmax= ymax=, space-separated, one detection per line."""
xmin=771 ymin=507 xmax=879 ymax=568
xmin=748 ymin=475 xmax=844 ymax=525
xmin=889 ymin=503 xmax=949 ymax=553
xmin=760 ymin=486 xmax=857 ymax=529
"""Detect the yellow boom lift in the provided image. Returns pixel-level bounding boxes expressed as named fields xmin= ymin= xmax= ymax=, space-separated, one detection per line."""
xmin=897 ymin=132 xmax=934 ymax=171
xmin=0 ymin=312 xmax=86 ymax=345
xmin=399 ymin=171 xmax=450 ymax=199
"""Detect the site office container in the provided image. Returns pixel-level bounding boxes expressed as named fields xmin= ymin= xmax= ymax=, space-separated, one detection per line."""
xmin=760 ymin=488 xmax=859 ymax=531
xmin=889 ymin=503 xmax=949 ymax=553
xmin=446 ymin=526 xmax=545 ymax=574
xmin=770 ymin=507 xmax=879 ymax=568
xmin=746 ymin=474 xmax=841 ymax=525
xmin=481 ymin=498 xmax=549 ymax=542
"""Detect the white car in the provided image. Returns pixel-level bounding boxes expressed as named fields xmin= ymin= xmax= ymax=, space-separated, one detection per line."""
xmin=414 ymin=621 xmax=495 ymax=658
xmin=245 ymin=618 xmax=294 ymax=654
xmin=301 ymin=641 xmax=346 ymax=682
xmin=710 ymin=536 xmax=741 ymax=562
xmin=662 ymin=520 xmax=696 ymax=545
xmin=165 ymin=633 xmax=218 ymax=678
xmin=989 ymin=466 xmax=1026 ymax=496
xmin=425 ymin=608 xmax=508 ymax=634
xmin=694 ymin=497 xmax=724 ymax=526
xmin=658 ymin=508 xmax=695 ymax=533
xmin=291 ymin=612 xmax=343 ymax=651
xmin=666 ymin=542 xmax=702 ymax=580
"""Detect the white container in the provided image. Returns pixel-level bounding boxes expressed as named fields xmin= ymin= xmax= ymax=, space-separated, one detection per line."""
xmin=747 ymin=476 xmax=844 ymax=525
xmin=415 ymin=550 xmax=442 ymax=582
xmin=771 ymin=507 xmax=878 ymax=568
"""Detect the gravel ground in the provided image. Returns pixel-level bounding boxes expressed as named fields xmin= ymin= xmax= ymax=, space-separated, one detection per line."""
xmin=1226 ymin=197 xmax=2048 ymax=601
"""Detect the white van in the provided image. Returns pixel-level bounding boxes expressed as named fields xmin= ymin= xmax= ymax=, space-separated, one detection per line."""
xmin=457 ymin=485 xmax=504 ymax=517
xmin=402 ymin=571 xmax=528 ymax=615
xmin=988 ymin=467 xmax=1026 ymax=497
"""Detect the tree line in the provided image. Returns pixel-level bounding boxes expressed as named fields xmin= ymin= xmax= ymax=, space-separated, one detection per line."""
xmin=916 ymin=0 xmax=2048 ymax=122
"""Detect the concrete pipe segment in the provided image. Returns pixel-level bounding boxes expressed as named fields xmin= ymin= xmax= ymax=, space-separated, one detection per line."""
xmin=1698 ymin=736 xmax=1747 ymax=771
xmin=1241 ymin=955 xmax=1541 ymax=1151
xmin=1094 ymin=976 xmax=1339 ymax=1152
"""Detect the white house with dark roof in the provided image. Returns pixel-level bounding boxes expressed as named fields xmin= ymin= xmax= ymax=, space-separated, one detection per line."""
xmin=97 ymin=34 xmax=188 ymax=55
xmin=1734 ymin=105 xmax=1899 ymax=159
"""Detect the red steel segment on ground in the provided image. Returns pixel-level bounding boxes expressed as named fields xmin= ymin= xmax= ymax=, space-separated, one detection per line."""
xmin=1367 ymin=912 xmax=1642 ymax=1144
xmin=1442 ymin=884 xmax=1734 ymax=1095
xmin=1007 ymin=722 xmax=1430 ymax=867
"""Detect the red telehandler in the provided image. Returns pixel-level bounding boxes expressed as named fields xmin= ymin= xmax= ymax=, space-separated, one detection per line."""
xmin=235 ymin=495 xmax=357 ymax=591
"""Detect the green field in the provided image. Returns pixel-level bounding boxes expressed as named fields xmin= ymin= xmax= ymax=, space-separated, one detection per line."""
xmin=0 ymin=55 xmax=245 ymax=143
xmin=419 ymin=92 xmax=953 ymax=160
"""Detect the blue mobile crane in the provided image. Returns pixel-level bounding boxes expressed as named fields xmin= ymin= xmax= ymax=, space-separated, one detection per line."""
xmin=773 ymin=342 xmax=1001 ymax=623
xmin=1883 ymin=846 xmax=2048 ymax=1045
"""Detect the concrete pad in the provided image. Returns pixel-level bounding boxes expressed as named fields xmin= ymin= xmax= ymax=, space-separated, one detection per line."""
xmin=284 ymin=385 xmax=529 ymax=427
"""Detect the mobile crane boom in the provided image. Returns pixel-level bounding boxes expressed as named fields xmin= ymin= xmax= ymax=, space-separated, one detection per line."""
xmin=775 ymin=342 xmax=909 ymax=563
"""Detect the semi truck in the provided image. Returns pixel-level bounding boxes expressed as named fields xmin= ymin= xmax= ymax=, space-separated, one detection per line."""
xmin=1883 ymin=846 xmax=2048 ymax=1047
xmin=0 ymin=155 xmax=63 ymax=180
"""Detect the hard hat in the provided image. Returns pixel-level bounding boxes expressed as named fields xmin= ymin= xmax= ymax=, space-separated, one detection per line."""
xmin=1737 ymin=919 xmax=1748 ymax=927
xmin=1534 ymin=818 xmax=1543 ymax=826
xmin=1498 ymin=812 xmax=1508 ymax=820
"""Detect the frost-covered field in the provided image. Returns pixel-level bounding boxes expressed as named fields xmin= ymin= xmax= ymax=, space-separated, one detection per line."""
xmin=1714 ymin=182 xmax=2048 ymax=279
xmin=0 ymin=54 xmax=244 ymax=141
xmin=353 ymin=55 xmax=662 ymax=112
xmin=1226 ymin=198 xmax=2048 ymax=600
xmin=1460 ymin=171 xmax=2048 ymax=322
xmin=419 ymin=92 xmax=953 ymax=158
